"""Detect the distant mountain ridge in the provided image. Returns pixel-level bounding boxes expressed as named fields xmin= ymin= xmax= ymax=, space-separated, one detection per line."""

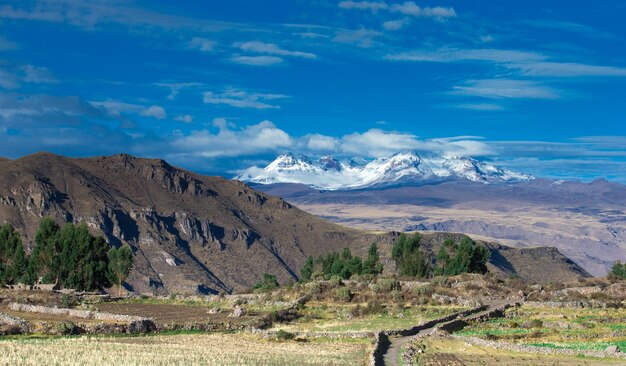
xmin=237 ymin=151 xmax=533 ymax=190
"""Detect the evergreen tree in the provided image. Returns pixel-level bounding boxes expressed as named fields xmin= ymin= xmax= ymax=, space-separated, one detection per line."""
xmin=392 ymin=233 xmax=431 ymax=278
xmin=435 ymin=247 xmax=451 ymax=276
xmin=300 ymin=256 xmax=315 ymax=282
xmin=363 ymin=243 xmax=383 ymax=275
xmin=29 ymin=217 xmax=61 ymax=283
xmin=107 ymin=245 xmax=133 ymax=296
xmin=610 ymin=261 xmax=626 ymax=279
xmin=253 ymin=273 xmax=279 ymax=291
xmin=0 ymin=224 xmax=28 ymax=284
xmin=58 ymin=223 xmax=109 ymax=291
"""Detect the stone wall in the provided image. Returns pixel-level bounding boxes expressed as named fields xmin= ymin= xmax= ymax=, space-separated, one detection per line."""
xmin=7 ymin=303 xmax=156 ymax=334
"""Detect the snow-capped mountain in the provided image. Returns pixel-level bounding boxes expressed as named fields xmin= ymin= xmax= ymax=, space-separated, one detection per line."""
xmin=236 ymin=151 xmax=533 ymax=190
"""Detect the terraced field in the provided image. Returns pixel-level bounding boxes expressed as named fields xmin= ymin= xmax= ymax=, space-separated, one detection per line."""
xmin=0 ymin=333 xmax=372 ymax=366
xmin=274 ymin=301 xmax=467 ymax=333
xmin=457 ymin=305 xmax=626 ymax=351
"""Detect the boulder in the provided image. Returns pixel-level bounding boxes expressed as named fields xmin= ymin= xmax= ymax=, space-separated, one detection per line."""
xmin=231 ymin=306 xmax=245 ymax=317
xmin=605 ymin=345 xmax=621 ymax=353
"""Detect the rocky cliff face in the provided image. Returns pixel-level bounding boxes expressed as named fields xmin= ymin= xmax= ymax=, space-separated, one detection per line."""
xmin=0 ymin=153 xmax=588 ymax=294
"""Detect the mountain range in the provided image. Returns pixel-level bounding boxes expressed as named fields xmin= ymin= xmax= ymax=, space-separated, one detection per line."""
xmin=0 ymin=153 xmax=587 ymax=294
xmin=236 ymin=151 xmax=533 ymax=190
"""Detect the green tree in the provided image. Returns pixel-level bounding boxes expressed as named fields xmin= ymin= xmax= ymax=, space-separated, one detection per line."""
xmin=392 ymin=233 xmax=431 ymax=278
xmin=107 ymin=245 xmax=133 ymax=296
xmin=363 ymin=243 xmax=383 ymax=275
xmin=610 ymin=261 xmax=626 ymax=279
xmin=0 ymin=224 xmax=28 ymax=284
xmin=58 ymin=223 xmax=110 ymax=291
xmin=440 ymin=237 xmax=490 ymax=276
xmin=435 ymin=246 xmax=451 ymax=276
xmin=253 ymin=273 xmax=279 ymax=292
xmin=300 ymin=256 xmax=315 ymax=282
xmin=29 ymin=217 xmax=61 ymax=283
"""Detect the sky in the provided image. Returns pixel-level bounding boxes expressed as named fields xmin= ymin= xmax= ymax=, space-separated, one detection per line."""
xmin=1 ymin=0 xmax=626 ymax=182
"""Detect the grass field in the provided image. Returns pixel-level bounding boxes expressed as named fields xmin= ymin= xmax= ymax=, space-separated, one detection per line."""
xmin=457 ymin=305 xmax=626 ymax=352
xmin=0 ymin=333 xmax=371 ymax=366
xmin=275 ymin=302 xmax=467 ymax=332
xmin=416 ymin=336 xmax=626 ymax=366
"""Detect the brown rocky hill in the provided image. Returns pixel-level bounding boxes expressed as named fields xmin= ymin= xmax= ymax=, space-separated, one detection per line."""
xmin=0 ymin=153 xmax=588 ymax=294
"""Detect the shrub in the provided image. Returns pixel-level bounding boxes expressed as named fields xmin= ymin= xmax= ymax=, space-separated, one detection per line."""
xmin=373 ymin=278 xmax=401 ymax=293
xmin=253 ymin=273 xmax=279 ymax=292
xmin=530 ymin=319 xmax=543 ymax=328
xmin=274 ymin=329 xmax=295 ymax=341
xmin=391 ymin=289 xmax=403 ymax=302
xmin=56 ymin=321 xmax=78 ymax=335
xmin=335 ymin=287 xmax=352 ymax=302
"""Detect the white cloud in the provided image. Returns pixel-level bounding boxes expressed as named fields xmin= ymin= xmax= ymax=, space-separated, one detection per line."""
xmin=339 ymin=1 xmax=455 ymax=19
xmin=383 ymin=18 xmax=410 ymax=31
xmin=203 ymin=88 xmax=289 ymax=109
xmin=90 ymin=100 xmax=167 ymax=119
xmin=171 ymin=120 xmax=293 ymax=158
xmin=451 ymin=79 xmax=560 ymax=100
xmin=21 ymin=65 xmax=57 ymax=83
xmin=390 ymin=2 xmax=456 ymax=18
xmin=306 ymin=134 xmax=338 ymax=151
xmin=156 ymin=82 xmax=203 ymax=100
xmin=237 ymin=41 xmax=317 ymax=59
xmin=386 ymin=47 xmax=626 ymax=78
xmin=229 ymin=55 xmax=284 ymax=66
xmin=510 ymin=62 xmax=626 ymax=77
xmin=140 ymin=105 xmax=166 ymax=119
xmin=175 ymin=114 xmax=193 ymax=123
xmin=332 ymin=28 xmax=382 ymax=48
xmin=188 ymin=37 xmax=216 ymax=52
xmin=339 ymin=129 xmax=492 ymax=157
xmin=386 ymin=48 xmax=546 ymax=63
xmin=453 ymin=103 xmax=504 ymax=111
xmin=338 ymin=1 xmax=388 ymax=11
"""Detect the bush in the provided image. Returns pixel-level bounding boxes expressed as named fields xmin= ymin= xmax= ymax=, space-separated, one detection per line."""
xmin=274 ymin=329 xmax=295 ymax=341
xmin=373 ymin=278 xmax=401 ymax=293
xmin=335 ymin=287 xmax=352 ymax=302
xmin=253 ymin=273 xmax=279 ymax=292
xmin=530 ymin=319 xmax=543 ymax=328
xmin=56 ymin=321 xmax=78 ymax=335
xmin=391 ymin=289 xmax=403 ymax=302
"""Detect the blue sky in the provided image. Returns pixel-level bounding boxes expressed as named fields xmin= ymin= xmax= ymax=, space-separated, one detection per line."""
xmin=1 ymin=0 xmax=626 ymax=182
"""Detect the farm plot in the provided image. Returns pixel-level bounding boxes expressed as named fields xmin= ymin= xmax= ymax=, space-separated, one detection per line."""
xmin=457 ymin=304 xmax=626 ymax=351
xmin=274 ymin=301 xmax=467 ymax=333
xmin=415 ymin=336 xmax=626 ymax=366
xmin=0 ymin=333 xmax=371 ymax=366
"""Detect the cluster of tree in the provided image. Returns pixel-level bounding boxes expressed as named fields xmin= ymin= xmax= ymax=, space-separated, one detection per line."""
xmin=392 ymin=233 xmax=490 ymax=279
xmin=609 ymin=261 xmax=626 ymax=279
xmin=0 ymin=218 xmax=133 ymax=293
xmin=252 ymin=273 xmax=280 ymax=292
xmin=435 ymin=237 xmax=490 ymax=276
xmin=300 ymin=243 xmax=383 ymax=281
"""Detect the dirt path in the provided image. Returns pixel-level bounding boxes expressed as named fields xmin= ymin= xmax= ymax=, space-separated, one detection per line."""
xmin=382 ymin=300 xmax=516 ymax=366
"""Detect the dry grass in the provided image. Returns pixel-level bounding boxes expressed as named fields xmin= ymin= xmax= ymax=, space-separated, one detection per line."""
xmin=0 ymin=333 xmax=370 ymax=366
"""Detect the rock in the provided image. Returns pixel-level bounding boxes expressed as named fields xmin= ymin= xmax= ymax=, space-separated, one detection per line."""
xmin=231 ymin=306 xmax=245 ymax=317
xmin=605 ymin=345 xmax=620 ymax=353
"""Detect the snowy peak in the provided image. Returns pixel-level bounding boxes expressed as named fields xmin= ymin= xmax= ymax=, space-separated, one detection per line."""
xmin=236 ymin=151 xmax=533 ymax=190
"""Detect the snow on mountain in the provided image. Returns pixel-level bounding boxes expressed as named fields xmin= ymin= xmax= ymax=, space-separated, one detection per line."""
xmin=236 ymin=151 xmax=533 ymax=190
